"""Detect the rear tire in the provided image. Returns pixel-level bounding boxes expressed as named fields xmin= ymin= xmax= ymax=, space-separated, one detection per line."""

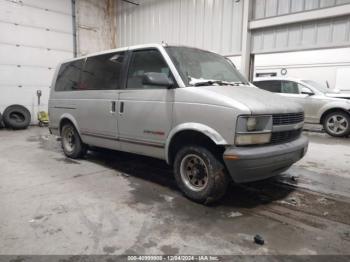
xmin=173 ymin=145 xmax=229 ymax=204
xmin=3 ymin=105 xmax=31 ymax=130
xmin=323 ymin=111 xmax=350 ymax=137
xmin=61 ymin=123 xmax=87 ymax=159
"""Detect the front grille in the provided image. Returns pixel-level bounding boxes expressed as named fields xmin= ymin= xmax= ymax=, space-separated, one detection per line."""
xmin=270 ymin=129 xmax=302 ymax=144
xmin=273 ymin=112 xmax=304 ymax=125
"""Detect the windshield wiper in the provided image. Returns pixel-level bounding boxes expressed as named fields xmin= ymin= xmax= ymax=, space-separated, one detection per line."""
xmin=192 ymin=80 xmax=230 ymax=87
xmin=191 ymin=80 xmax=248 ymax=87
xmin=230 ymin=81 xmax=250 ymax=86
xmin=189 ymin=77 xmax=249 ymax=87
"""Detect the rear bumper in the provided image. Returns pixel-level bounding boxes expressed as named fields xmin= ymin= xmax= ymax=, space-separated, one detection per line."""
xmin=223 ymin=136 xmax=308 ymax=183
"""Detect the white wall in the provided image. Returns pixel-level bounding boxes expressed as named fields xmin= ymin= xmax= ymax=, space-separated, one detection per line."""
xmin=0 ymin=0 xmax=74 ymax=123
xmin=0 ymin=0 xmax=119 ymax=124
xmin=254 ymin=47 xmax=350 ymax=91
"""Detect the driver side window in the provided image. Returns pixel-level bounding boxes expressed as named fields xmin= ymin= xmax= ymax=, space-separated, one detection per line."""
xmin=127 ymin=49 xmax=171 ymax=89
xmin=299 ymin=85 xmax=313 ymax=94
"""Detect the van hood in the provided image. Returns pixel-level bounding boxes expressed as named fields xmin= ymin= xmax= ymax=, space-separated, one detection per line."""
xmin=185 ymin=85 xmax=303 ymax=114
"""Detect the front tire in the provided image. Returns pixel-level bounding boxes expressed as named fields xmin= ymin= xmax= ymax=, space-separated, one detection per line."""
xmin=323 ymin=111 xmax=350 ymax=137
xmin=61 ymin=123 xmax=87 ymax=158
xmin=173 ymin=145 xmax=229 ymax=204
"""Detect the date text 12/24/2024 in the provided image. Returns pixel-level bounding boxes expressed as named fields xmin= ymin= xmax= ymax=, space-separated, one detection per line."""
xmin=127 ymin=255 xmax=220 ymax=261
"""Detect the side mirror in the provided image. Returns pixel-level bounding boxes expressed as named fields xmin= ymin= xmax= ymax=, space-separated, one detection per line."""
xmin=301 ymin=87 xmax=314 ymax=96
xmin=142 ymin=72 xmax=174 ymax=88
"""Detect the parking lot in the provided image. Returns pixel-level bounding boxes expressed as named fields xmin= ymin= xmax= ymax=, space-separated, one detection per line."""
xmin=0 ymin=127 xmax=349 ymax=255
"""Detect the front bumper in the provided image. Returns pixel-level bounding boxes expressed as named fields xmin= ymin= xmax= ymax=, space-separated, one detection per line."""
xmin=223 ymin=135 xmax=308 ymax=183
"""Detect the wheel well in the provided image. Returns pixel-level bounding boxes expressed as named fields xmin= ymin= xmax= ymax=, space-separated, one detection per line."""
xmin=59 ymin=118 xmax=75 ymax=135
xmin=320 ymin=108 xmax=350 ymax=124
xmin=168 ymin=130 xmax=224 ymax=166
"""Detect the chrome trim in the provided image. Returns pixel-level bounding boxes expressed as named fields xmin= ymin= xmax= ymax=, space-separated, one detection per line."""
xmin=82 ymin=132 xmax=118 ymax=141
xmin=272 ymin=121 xmax=304 ymax=132
xmin=236 ymin=131 xmax=271 ymax=134
xmin=54 ymin=106 xmax=77 ymax=110
xmin=81 ymin=132 xmax=165 ymax=148
xmin=119 ymin=137 xmax=165 ymax=149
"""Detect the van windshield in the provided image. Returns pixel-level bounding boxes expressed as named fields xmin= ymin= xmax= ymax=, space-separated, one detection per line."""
xmin=166 ymin=46 xmax=248 ymax=86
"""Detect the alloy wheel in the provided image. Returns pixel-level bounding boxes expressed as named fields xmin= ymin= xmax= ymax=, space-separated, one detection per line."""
xmin=326 ymin=115 xmax=349 ymax=135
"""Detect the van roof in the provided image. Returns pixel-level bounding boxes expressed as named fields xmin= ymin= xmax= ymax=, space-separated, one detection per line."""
xmin=59 ymin=43 xmax=165 ymax=65
xmin=58 ymin=43 xmax=213 ymax=66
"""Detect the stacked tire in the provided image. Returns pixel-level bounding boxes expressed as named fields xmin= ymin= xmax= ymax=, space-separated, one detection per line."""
xmin=0 ymin=112 xmax=3 ymax=128
xmin=1 ymin=105 xmax=31 ymax=130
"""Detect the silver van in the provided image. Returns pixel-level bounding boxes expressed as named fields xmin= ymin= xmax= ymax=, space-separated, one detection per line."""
xmin=49 ymin=44 xmax=308 ymax=204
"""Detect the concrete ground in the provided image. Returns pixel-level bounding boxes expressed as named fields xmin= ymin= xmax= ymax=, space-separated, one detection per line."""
xmin=0 ymin=127 xmax=350 ymax=255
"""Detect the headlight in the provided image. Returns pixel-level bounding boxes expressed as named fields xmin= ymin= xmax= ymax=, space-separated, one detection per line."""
xmin=246 ymin=117 xmax=257 ymax=131
xmin=235 ymin=133 xmax=271 ymax=146
xmin=235 ymin=115 xmax=272 ymax=145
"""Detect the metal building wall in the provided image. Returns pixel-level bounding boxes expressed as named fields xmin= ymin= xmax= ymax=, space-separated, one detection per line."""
xmin=253 ymin=0 xmax=350 ymax=19
xmin=116 ymin=0 xmax=244 ymax=55
xmin=76 ymin=0 xmax=117 ymax=56
xmin=251 ymin=15 xmax=350 ymax=53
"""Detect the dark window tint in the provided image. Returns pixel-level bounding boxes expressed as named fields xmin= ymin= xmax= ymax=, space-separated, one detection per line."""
xmin=127 ymin=49 xmax=171 ymax=89
xmin=281 ymin=81 xmax=300 ymax=94
xmin=254 ymin=80 xmax=281 ymax=93
xmin=255 ymin=72 xmax=277 ymax=77
xmin=80 ymin=52 xmax=125 ymax=90
xmin=55 ymin=59 xmax=84 ymax=91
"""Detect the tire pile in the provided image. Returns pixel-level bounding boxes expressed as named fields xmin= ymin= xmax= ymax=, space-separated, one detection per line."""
xmin=0 ymin=112 xmax=3 ymax=128
xmin=0 ymin=105 xmax=31 ymax=130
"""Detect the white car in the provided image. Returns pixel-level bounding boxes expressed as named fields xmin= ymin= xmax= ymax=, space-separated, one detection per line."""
xmin=301 ymin=80 xmax=350 ymax=100
xmin=253 ymin=77 xmax=350 ymax=137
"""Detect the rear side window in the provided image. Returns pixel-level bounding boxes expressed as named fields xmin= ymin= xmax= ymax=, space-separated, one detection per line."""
xmin=127 ymin=49 xmax=171 ymax=89
xmin=254 ymin=80 xmax=281 ymax=93
xmin=80 ymin=52 xmax=125 ymax=90
xmin=55 ymin=59 xmax=84 ymax=91
xmin=281 ymin=81 xmax=300 ymax=94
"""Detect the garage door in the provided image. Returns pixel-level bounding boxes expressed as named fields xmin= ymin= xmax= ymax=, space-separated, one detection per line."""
xmin=0 ymin=0 xmax=74 ymax=124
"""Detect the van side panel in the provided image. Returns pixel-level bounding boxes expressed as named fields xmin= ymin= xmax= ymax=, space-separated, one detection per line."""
xmin=49 ymin=61 xmax=83 ymax=136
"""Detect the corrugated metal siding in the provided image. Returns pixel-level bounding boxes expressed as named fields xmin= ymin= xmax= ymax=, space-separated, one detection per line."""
xmin=252 ymin=15 xmax=350 ymax=53
xmin=253 ymin=0 xmax=350 ymax=20
xmin=116 ymin=0 xmax=243 ymax=55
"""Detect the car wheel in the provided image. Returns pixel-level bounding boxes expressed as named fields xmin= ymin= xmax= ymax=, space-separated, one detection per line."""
xmin=61 ymin=123 xmax=87 ymax=158
xmin=3 ymin=105 xmax=31 ymax=130
xmin=174 ymin=145 xmax=229 ymax=204
xmin=323 ymin=111 xmax=350 ymax=137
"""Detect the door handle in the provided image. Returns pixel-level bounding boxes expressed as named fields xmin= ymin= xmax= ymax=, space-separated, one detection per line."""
xmin=119 ymin=101 xmax=124 ymax=114
xmin=111 ymin=101 xmax=116 ymax=113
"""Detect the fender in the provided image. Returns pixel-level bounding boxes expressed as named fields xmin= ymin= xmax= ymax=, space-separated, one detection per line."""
xmin=165 ymin=123 xmax=228 ymax=163
xmin=59 ymin=113 xmax=81 ymax=136
xmin=317 ymin=101 xmax=350 ymax=122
